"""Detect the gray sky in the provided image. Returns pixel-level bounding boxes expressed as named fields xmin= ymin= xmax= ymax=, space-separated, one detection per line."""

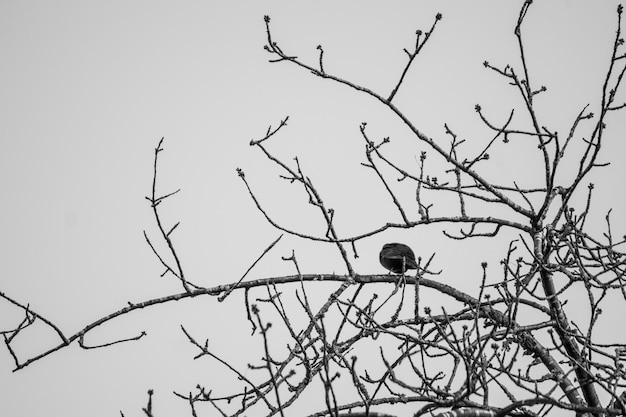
xmin=1 ymin=1 xmax=625 ymax=416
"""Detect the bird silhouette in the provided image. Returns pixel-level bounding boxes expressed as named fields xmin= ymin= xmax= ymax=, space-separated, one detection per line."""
xmin=379 ymin=243 xmax=418 ymax=274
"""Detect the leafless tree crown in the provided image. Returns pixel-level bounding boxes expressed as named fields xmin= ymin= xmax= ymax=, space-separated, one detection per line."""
xmin=2 ymin=2 xmax=626 ymax=417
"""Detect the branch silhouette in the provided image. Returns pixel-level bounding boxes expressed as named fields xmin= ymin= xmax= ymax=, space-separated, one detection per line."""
xmin=2 ymin=3 xmax=626 ymax=417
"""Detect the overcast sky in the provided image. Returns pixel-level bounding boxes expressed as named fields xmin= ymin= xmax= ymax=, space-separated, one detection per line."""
xmin=1 ymin=1 xmax=625 ymax=416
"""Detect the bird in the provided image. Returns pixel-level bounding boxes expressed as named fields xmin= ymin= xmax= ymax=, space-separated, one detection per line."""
xmin=379 ymin=243 xmax=418 ymax=274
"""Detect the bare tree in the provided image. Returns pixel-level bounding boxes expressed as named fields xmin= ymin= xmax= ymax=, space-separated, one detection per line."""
xmin=2 ymin=2 xmax=626 ymax=417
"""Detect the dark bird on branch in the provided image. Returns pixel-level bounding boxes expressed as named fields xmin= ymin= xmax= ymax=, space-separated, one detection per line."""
xmin=379 ymin=243 xmax=418 ymax=274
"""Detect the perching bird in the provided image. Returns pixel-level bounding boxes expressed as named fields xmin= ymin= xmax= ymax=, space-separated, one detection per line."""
xmin=379 ymin=243 xmax=418 ymax=274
